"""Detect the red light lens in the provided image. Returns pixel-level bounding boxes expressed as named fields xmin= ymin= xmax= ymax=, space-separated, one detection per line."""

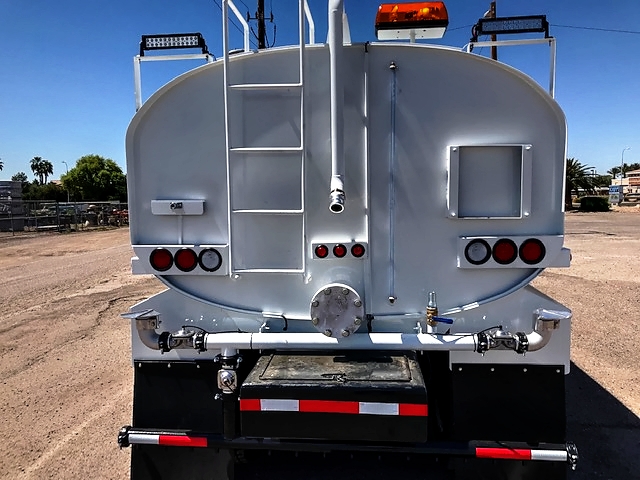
xmin=492 ymin=239 xmax=517 ymax=264
xmin=333 ymin=244 xmax=347 ymax=258
xmin=351 ymin=243 xmax=366 ymax=258
xmin=149 ymin=248 xmax=173 ymax=271
xmin=174 ymin=248 xmax=198 ymax=272
xmin=315 ymin=245 xmax=329 ymax=258
xmin=519 ymin=238 xmax=546 ymax=265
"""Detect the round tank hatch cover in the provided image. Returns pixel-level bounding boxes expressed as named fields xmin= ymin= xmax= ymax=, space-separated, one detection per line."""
xmin=309 ymin=283 xmax=364 ymax=339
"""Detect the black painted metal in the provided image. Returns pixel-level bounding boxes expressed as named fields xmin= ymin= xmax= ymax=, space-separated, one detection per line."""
xmin=239 ymin=352 xmax=428 ymax=442
xmin=451 ymin=363 xmax=566 ymax=443
xmin=131 ymin=361 xmax=224 ymax=432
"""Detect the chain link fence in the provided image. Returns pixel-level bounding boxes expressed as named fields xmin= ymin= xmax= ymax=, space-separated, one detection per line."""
xmin=0 ymin=200 xmax=128 ymax=236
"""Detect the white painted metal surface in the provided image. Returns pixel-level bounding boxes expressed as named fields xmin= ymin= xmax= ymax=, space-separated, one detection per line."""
xmin=126 ymin=15 xmax=570 ymax=365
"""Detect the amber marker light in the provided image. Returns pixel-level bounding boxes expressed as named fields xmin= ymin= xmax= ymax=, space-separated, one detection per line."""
xmin=376 ymin=2 xmax=449 ymax=40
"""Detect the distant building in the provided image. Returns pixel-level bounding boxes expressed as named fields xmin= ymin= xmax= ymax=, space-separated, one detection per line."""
xmin=613 ymin=169 xmax=640 ymax=195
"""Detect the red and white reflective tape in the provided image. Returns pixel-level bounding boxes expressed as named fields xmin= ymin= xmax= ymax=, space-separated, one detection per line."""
xmin=128 ymin=433 xmax=208 ymax=448
xmin=239 ymin=398 xmax=428 ymax=417
xmin=476 ymin=447 xmax=567 ymax=462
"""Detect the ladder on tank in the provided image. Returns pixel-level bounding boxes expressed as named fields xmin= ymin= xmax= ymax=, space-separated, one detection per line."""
xmin=221 ymin=0 xmax=315 ymax=275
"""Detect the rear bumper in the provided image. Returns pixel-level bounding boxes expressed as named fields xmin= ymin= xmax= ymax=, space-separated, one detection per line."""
xmin=118 ymin=427 xmax=578 ymax=469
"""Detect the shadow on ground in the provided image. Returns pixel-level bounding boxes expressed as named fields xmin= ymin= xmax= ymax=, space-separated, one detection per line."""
xmin=567 ymin=362 xmax=640 ymax=479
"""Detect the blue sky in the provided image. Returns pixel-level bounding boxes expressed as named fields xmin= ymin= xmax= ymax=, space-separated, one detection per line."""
xmin=1 ymin=0 xmax=639 ymax=180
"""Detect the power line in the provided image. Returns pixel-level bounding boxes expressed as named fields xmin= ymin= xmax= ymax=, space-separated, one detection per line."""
xmin=551 ymin=24 xmax=640 ymax=35
xmin=212 ymin=0 xmax=258 ymax=49
xmin=448 ymin=24 xmax=473 ymax=32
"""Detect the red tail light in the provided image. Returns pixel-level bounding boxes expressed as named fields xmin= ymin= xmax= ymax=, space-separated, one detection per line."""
xmin=492 ymin=239 xmax=517 ymax=264
xmin=519 ymin=238 xmax=546 ymax=264
xmin=174 ymin=248 xmax=198 ymax=272
xmin=333 ymin=244 xmax=347 ymax=258
xmin=315 ymin=245 xmax=329 ymax=258
xmin=351 ymin=243 xmax=366 ymax=258
xmin=149 ymin=248 xmax=173 ymax=272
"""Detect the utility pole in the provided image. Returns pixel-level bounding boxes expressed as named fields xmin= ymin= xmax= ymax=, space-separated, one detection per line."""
xmin=257 ymin=0 xmax=266 ymax=49
xmin=489 ymin=1 xmax=497 ymax=60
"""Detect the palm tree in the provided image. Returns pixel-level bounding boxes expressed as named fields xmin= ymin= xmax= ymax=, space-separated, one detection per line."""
xmin=565 ymin=158 xmax=596 ymax=210
xmin=41 ymin=160 xmax=54 ymax=184
xmin=30 ymin=156 xmax=53 ymax=184
xmin=30 ymin=156 xmax=44 ymax=183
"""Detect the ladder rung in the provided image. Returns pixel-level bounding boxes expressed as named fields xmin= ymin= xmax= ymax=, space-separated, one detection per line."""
xmin=232 ymin=209 xmax=303 ymax=215
xmin=230 ymin=147 xmax=303 ymax=153
xmin=234 ymin=268 xmax=305 ymax=274
xmin=229 ymin=83 xmax=303 ymax=90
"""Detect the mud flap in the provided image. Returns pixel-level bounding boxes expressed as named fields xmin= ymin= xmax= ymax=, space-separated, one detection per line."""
xmin=131 ymin=445 xmax=233 ymax=480
xmin=453 ymin=458 xmax=567 ymax=480
xmin=130 ymin=361 xmax=228 ymax=480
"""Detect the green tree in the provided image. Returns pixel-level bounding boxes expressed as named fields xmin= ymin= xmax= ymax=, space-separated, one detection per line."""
xmin=62 ymin=154 xmax=127 ymax=201
xmin=607 ymin=166 xmax=621 ymax=179
xmin=11 ymin=172 xmax=28 ymax=182
xmin=30 ymin=156 xmax=54 ymax=184
xmin=609 ymin=163 xmax=640 ymax=179
xmin=22 ymin=181 xmax=66 ymax=201
xmin=565 ymin=158 xmax=596 ymax=210
xmin=593 ymin=174 xmax=611 ymax=188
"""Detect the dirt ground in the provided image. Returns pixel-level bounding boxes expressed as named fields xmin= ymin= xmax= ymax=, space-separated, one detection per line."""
xmin=0 ymin=208 xmax=639 ymax=479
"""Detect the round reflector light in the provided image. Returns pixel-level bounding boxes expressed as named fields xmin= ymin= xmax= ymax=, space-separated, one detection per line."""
xmin=464 ymin=239 xmax=491 ymax=265
xmin=149 ymin=248 xmax=173 ymax=272
xmin=199 ymin=248 xmax=222 ymax=272
xmin=315 ymin=245 xmax=329 ymax=258
xmin=333 ymin=244 xmax=347 ymax=258
xmin=174 ymin=248 xmax=198 ymax=272
xmin=519 ymin=238 xmax=546 ymax=265
xmin=492 ymin=239 xmax=518 ymax=264
xmin=351 ymin=243 xmax=366 ymax=258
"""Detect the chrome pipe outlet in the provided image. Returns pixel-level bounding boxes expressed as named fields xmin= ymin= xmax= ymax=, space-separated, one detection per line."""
xmin=329 ymin=189 xmax=345 ymax=213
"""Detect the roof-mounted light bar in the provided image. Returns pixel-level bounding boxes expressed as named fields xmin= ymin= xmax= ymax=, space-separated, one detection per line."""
xmin=474 ymin=15 xmax=549 ymax=39
xmin=376 ymin=2 xmax=449 ymax=40
xmin=140 ymin=33 xmax=209 ymax=56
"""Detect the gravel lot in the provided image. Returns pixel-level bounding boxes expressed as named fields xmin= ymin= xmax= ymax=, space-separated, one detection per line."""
xmin=0 ymin=209 xmax=638 ymax=479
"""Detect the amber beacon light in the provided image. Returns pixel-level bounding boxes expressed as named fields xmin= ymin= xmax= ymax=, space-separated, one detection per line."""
xmin=376 ymin=2 xmax=449 ymax=40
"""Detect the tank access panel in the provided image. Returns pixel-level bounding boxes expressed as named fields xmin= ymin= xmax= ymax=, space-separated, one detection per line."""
xmin=239 ymin=352 xmax=428 ymax=443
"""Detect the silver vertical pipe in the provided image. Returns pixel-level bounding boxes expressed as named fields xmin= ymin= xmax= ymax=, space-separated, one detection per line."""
xmin=328 ymin=0 xmax=345 ymax=214
xmin=388 ymin=62 xmax=398 ymax=303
